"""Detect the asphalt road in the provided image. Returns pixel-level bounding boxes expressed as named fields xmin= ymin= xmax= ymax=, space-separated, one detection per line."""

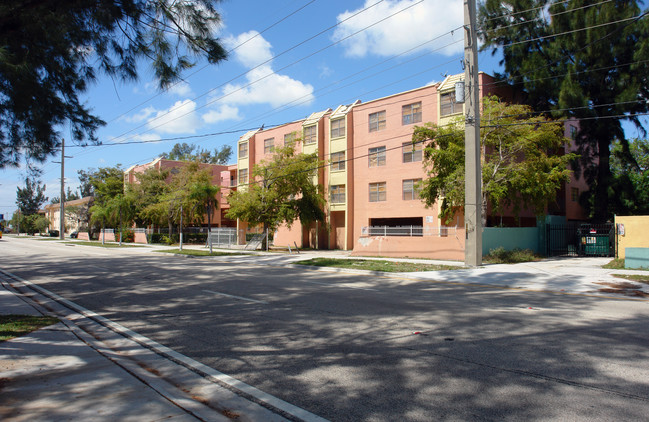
xmin=3 ymin=237 xmax=649 ymax=421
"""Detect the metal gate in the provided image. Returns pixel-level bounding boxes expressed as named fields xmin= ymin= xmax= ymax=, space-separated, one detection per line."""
xmin=547 ymin=223 xmax=614 ymax=257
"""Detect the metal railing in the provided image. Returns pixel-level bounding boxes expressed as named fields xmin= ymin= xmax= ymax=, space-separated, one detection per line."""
xmin=361 ymin=226 xmax=456 ymax=237
xmin=208 ymin=227 xmax=237 ymax=246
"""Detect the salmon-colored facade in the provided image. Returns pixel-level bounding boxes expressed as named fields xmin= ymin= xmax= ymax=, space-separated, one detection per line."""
xmin=229 ymin=72 xmax=587 ymax=259
xmin=124 ymin=158 xmax=238 ymax=228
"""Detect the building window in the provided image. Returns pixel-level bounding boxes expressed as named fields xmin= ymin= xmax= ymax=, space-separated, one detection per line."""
xmin=239 ymin=141 xmax=248 ymax=158
xmin=331 ymin=151 xmax=346 ymax=171
xmin=440 ymin=92 xmax=460 ymax=116
xmin=369 ymin=182 xmax=387 ymax=202
xmin=368 ymin=146 xmax=386 ymax=167
xmin=264 ymin=138 xmax=274 ymax=154
xmin=571 ymin=187 xmax=579 ymax=202
xmin=369 ymin=110 xmax=386 ymax=132
xmin=402 ymin=142 xmax=423 ymax=163
xmin=238 ymin=168 xmax=248 ymax=186
xmin=402 ymin=102 xmax=422 ymax=125
xmin=402 ymin=179 xmax=422 ymax=200
xmin=330 ymin=185 xmax=346 ymax=204
xmin=570 ymin=125 xmax=578 ymax=141
xmin=284 ymin=132 xmax=296 ymax=146
xmin=331 ymin=118 xmax=345 ymax=138
xmin=304 ymin=125 xmax=316 ymax=145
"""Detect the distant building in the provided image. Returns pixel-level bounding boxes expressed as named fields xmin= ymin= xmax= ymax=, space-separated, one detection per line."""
xmin=43 ymin=196 xmax=93 ymax=234
xmin=124 ymin=157 xmax=238 ymax=228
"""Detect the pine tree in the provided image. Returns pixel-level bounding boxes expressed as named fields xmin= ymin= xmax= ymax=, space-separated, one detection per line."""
xmin=479 ymin=0 xmax=649 ymax=221
xmin=0 ymin=1 xmax=228 ymax=168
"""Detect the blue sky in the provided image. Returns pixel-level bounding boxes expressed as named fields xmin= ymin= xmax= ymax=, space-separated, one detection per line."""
xmin=1 ymin=0 xmax=509 ymax=219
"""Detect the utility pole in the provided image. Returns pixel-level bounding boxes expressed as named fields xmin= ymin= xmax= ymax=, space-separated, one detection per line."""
xmin=463 ymin=0 xmax=482 ymax=267
xmin=53 ymin=139 xmax=73 ymax=240
xmin=59 ymin=139 xmax=65 ymax=240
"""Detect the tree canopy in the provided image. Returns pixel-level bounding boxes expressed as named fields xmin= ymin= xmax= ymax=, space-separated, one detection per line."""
xmin=609 ymin=138 xmax=649 ymax=214
xmin=16 ymin=178 xmax=47 ymax=215
xmin=160 ymin=143 xmax=233 ymax=164
xmin=226 ymin=142 xmax=326 ymax=241
xmin=0 ymin=0 xmax=227 ymax=168
xmin=478 ymin=0 xmax=649 ymax=221
xmin=413 ymin=96 xmax=576 ymax=226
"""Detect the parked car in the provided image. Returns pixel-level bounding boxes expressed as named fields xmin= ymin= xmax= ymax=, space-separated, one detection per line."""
xmin=49 ymin=230 xmax=59 ymax=237
xmin=70 ymin=231 xmax=78 ymax=239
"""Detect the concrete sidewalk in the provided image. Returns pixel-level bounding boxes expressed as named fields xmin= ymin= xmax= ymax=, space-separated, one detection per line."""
xmin=0 ymin=279 xmax=296 ymax=422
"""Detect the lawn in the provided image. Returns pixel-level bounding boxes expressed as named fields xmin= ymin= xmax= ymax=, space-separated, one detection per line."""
xmin=0 ymin=315 xmax=60 ymax=342
xmin=612 ymin=274 xmax=649 ymax=285
xmin=294 ymin=258 xmax=462 ymax=272
xmin=156 ymin=249 xmax=247 ymax=257
xmin=64 ymin=241 xmax=145 ymax=248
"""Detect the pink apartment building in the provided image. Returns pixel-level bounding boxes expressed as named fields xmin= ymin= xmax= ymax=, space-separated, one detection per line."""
xmin=231 ymin=72 xmax=588 ymax=259
xmin=124 ymin=157 xmax=238 ymax=228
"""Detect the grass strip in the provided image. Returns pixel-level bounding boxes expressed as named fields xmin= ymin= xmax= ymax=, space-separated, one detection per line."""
xmin=0 ymin=315 xmax=60 ymax=342
xmin=603 ymin=258 xmax=649 ymax=271
xmin=64 ymin=241 xmax=144 ymax=248
xmin=157 ymin=249 xmax=247 ymax=257
xmin=294 ymin=258 xmax=462 ymax=272
xmin=612 ymin=274 xmax=649 ymax=285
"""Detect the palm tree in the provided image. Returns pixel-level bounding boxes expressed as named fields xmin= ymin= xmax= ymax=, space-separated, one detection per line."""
xmin=107 ymin=193 xmax=136 ymax=246
xmin=188 ymin=181 xmax=220 ymax=253
xmin=89 ymin=203 xmax=111 ymax=245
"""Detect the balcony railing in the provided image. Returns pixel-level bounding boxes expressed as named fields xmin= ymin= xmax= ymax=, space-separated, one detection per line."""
xmin=361 ymin=226 xmax=456 ymax=237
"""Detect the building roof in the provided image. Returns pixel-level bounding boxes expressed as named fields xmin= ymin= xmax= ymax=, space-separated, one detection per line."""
xmin=44 ymin=196 xmax=93 ymax=211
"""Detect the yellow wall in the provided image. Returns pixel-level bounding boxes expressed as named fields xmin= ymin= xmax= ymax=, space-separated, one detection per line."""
xmin=615 ymin=215 xmax=649 ymax=259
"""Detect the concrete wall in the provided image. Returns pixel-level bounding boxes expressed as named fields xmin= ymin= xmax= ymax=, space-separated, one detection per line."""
xmin=625 ymin=247 xmax=649 ymax=269
xmin=615 ymin=215 xmax=649 ymax=259
xmin=351 ymin=230 xmax=465 ymax=261
xmin=482 ymin=227 xmax=540 ymax=254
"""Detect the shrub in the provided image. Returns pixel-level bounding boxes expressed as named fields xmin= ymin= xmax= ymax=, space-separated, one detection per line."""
xmin=484 ymin=247 xmax=539 ymax=264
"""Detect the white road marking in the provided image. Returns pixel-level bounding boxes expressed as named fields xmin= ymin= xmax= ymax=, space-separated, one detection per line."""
xmin=1 ymin=269 xmax=326 ymax=422
xmin=203 ymin=289 xmax=268 ymax=304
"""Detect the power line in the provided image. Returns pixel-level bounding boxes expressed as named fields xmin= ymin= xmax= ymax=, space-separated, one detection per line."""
xmin=108 ymin=0 xmax=393 ymax=143
xmin=105 ymin=0 xmax=319 ymax=125
xmin=110 ymin=0 xmax=424 ymax=145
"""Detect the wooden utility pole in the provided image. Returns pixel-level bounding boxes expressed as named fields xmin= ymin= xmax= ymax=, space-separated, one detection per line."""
xmin=464 ymin=0 xmax=482 ymax=266
xmin=59 ymin=139 xmax=65 ymax=240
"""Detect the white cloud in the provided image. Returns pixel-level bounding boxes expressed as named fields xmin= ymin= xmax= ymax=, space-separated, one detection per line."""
xmin=166 ymin=81 xmax=193 ymax=97
xmin=147 ymin=99 xmax=201 ymax=134
xmin=333 ymin=0 xmax=464 ymax=58
xmin=123 ymin=106 xmax=156 ymax=124
xmin=213 ymin=31 xmax=314 ymax=109
xmin=225 ymin=31 xmax=274 ymax=68
xmin=202 ymin=104 xmax=242 ymax=124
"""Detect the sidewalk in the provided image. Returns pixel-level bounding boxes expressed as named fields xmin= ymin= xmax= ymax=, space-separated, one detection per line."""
xmin=0 ymin=278 xmax=295 ymax=422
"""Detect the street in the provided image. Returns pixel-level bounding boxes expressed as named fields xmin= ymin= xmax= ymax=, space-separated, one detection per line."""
xmin=3 ymin=237 xmax=649 ymax=421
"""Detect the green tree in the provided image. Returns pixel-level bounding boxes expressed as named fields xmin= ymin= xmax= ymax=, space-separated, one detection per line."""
xmin=143 ymin=161 xmax=213 ymax=244
xmin=413 ymin=96 xmax=576 ymax=226
xmin=77 ymin=169 xmax=94 ymax=197
xmin=107 ymin=193 xmax=137 ymax=245
xmin=160 ymin=143 xmax=232 ymax=164
xmin=610 ymin=138 xmax=649 ymax=214
xmin=188 ymin=180 xmax=220 ymax=252
xmin=0 ymin=0 xmax=227 ymax=168
xmin=16 ymin=178 xmax=47 ymax=215
xmin=479 ymin=0 xmax=649 ymax=221
xmin=50 ymin=187 xmax=80 ymax=204
xmin=129 ymin=167 xmax=171 ymax=227
xmin=226 ymin=142 xmax=326 ymax=249
xmin=89 ymin=202 xmax=111 ymax=244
